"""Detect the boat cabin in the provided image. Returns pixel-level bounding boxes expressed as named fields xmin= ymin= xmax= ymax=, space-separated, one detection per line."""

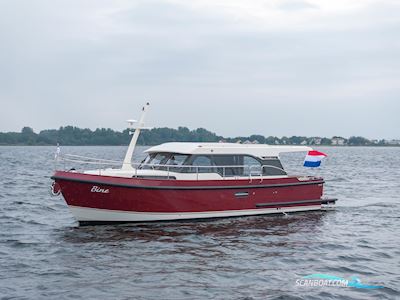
xmin=140 ymin=152 xmax=286 ymax=176
xmin=134 ymin=142 xmax=312 ymax=179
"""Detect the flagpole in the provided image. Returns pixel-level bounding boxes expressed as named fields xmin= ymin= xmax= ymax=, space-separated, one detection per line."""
xmin=54 ymin=143 xmax=61 ymax=171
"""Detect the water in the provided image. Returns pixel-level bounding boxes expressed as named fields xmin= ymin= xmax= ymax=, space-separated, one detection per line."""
xmin=0 ymin=146 xmax=399 ymax=299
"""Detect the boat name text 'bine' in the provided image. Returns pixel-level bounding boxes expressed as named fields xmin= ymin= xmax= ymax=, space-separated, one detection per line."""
xmin=91 ymin=186 xmax=110 ymax=194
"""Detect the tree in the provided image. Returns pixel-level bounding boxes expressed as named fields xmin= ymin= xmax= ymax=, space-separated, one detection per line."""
xmin=21 ymin=127 xmax=35 ymax=134
xmin=249 ymin=135 xmax=266 ymax=144
xmin=20 ymin=127 xmax=37 ymax=145
xmin=348 ymin=136 xmax=371 ymax=146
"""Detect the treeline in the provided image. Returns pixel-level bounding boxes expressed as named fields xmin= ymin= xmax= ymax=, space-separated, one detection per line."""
xmin=0 ymin=126 xmax=223 ymax=146
xmin=0 ymin=126 xmax=394 ymax=146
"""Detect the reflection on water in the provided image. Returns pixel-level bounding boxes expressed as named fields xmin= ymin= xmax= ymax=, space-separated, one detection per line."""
xmin=59 ymin=212 xmax=325 ymax=245
xmin=0 ymin=146 xmax=399 ymax=299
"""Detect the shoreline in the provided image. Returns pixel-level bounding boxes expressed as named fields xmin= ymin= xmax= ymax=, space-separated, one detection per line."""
xmin=2 ymin=127 xmax=398 ymax=147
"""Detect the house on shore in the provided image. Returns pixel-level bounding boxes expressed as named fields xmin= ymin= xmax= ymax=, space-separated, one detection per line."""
xmin=310 ymin=137 xmax=322 ymax=145
xmin=331 ymin=136 xmax=346 ymax=146
xmin=387 ymin=139 xmax=400 ymax=145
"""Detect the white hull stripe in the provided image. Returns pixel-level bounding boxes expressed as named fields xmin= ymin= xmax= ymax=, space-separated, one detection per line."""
xmin=68 ymin=205 xmax=322 ymax=222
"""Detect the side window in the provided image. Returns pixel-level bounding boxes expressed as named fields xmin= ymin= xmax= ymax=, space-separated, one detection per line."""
xmin=167 ymin=154 xmax=188 ymax=166
xmin=166 ymin=154 xmax=188 ymax=172
xmin=243 ymin=156 xmax=262 ymax=176
xmin=191 ymin=156 xmax=215 ymax=173
xmin=262 ymin=158 xmax=286 ymax=175
xmin=212 ymin=155 xmax=237 ymax=176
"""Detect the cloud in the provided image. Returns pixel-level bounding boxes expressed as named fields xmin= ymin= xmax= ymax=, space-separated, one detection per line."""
xmin=0 ymin=0 xmax=399 ymax=139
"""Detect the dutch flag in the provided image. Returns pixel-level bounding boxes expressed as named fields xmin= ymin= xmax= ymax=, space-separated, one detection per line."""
xmin=303 ymin=150 xmax=327 ymax=168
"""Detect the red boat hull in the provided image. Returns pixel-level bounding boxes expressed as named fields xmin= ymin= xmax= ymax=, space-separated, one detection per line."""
xmin=52 ymin=171 xmax=326 ymax=223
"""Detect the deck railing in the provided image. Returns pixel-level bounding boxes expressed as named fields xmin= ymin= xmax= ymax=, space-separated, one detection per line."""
xmin=56 ymin=154 xmax=287 ymax=180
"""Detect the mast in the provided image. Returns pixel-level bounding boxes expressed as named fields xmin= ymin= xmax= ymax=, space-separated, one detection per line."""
xmin=122 ymin=102 xmax=150 ymax=170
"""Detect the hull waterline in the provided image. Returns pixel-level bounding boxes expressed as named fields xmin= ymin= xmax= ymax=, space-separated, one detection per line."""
xmin=71 ymin=205 xmax=322 ymax=225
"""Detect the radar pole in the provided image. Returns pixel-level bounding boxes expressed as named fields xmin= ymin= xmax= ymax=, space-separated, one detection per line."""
xmin=122 ymin=102 xmax=150 ymax=170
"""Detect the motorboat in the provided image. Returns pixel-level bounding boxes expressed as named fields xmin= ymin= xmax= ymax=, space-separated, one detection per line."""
xmin=51 ymin=103 xmax=336 ymax=225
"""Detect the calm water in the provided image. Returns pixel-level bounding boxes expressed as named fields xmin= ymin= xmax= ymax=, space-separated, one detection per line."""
xmin=0 ymin=146 xmax=399 ymax=299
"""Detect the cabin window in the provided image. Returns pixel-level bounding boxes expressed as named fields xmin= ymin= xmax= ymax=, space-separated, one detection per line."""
xmin=211 ymin=155 xmax=261 ymax=176
xmin=166 ymin=154 xmax=189 ymax=172
xmin=191 ymin=155 xmax=216 ymax=173
xmin=212 ymin=155 xmax=239 ymax=176
xmin=262 ymin=158 xmax=286 ymax=175
xmin=243 ymin=156 xmax=262 ymax=176
xmin=212 ymin=155 xmax=234 ymax=166
xmin=167 ymin=154 xmax=188 ymax=166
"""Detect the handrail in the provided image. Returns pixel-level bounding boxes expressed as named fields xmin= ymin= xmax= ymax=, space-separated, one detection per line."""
xmin=64 ymin=154 xmax=121 ymax=164
xmin=56 ymin=154 xmax=287 ymax=180
xmin=61 ymin=157 xmax=121 ymax=166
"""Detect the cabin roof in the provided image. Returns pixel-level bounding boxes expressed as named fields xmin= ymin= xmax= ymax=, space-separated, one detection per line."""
xmin=145 ymin=142 xmax=312 ymax=157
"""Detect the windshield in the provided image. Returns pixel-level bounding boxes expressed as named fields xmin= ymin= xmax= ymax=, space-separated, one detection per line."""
xmin=150 ymin=153 xmax=169 ymax=165
xmin=139 ymin=153 xmax=169 ymax=169
xmin=141 ymin=155 xmax=153 ymax=165
xmin=140 ymin=153 xmax=189 ymax=170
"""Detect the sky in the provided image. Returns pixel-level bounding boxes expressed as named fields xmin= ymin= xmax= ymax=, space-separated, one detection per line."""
xmin=0 ymin=0 xmax=399 ymax=139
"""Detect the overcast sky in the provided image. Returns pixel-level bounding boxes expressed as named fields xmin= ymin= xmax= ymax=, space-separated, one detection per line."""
xmin=0 ymin=0 xmax=399 ymax=139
